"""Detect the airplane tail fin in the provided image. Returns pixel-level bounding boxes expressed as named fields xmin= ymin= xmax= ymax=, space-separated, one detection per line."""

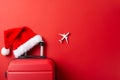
xmin=59 ymin=40 xmax=62 ymax=43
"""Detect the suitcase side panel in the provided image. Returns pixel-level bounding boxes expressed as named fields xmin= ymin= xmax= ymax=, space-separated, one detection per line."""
xmin=8 ymin=71 xmax=54 ymax=80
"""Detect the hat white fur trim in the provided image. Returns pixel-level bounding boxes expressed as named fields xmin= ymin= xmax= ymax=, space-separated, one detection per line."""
xmin=1 ymin=47 xmax=10 ymax=56
xmin=13 ymin=35 xmax=42 ymax=58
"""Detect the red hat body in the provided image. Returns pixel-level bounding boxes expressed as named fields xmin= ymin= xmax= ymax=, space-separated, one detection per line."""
xmin=12 ymin=27 xmax=36 ymax=50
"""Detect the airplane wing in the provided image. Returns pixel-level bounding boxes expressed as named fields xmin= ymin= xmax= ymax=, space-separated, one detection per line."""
xmin=59 ymin=34 xmax=64 ymax=36
xmin=65 ymin=37 xmax=68 ymax=44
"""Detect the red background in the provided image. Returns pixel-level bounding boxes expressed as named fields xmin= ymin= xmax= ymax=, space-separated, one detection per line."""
xmin=0 ymin=0 xmax=120 ymax=80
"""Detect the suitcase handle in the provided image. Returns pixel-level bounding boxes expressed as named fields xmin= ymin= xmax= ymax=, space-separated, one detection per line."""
xmin=40 ymin=41 xmax=44 ymax=57
xmin=18 ymin=41 xmax=46 ymax=59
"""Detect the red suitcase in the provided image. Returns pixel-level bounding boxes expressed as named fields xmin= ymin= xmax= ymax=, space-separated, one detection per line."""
xmin=6 ymin=42 xmax=55 ymax=80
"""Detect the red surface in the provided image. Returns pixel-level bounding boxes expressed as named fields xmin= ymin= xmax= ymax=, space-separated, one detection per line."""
xmin=0 ymin=0 xmax=120 ymax=80
xmin=7 ymin=59 xmax=54 ymax=80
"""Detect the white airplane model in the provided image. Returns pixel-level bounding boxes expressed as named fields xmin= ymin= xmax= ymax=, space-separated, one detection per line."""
xmin=59 ymin=32 xmax=70 ymax=44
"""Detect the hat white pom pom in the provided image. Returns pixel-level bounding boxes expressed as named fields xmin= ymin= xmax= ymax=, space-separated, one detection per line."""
xmin=1 ymin=47 xmax=10 ymax=56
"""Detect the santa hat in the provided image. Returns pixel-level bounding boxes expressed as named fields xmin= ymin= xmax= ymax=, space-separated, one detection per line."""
xmin=1 ymin=27 xmax=42 ymax=58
